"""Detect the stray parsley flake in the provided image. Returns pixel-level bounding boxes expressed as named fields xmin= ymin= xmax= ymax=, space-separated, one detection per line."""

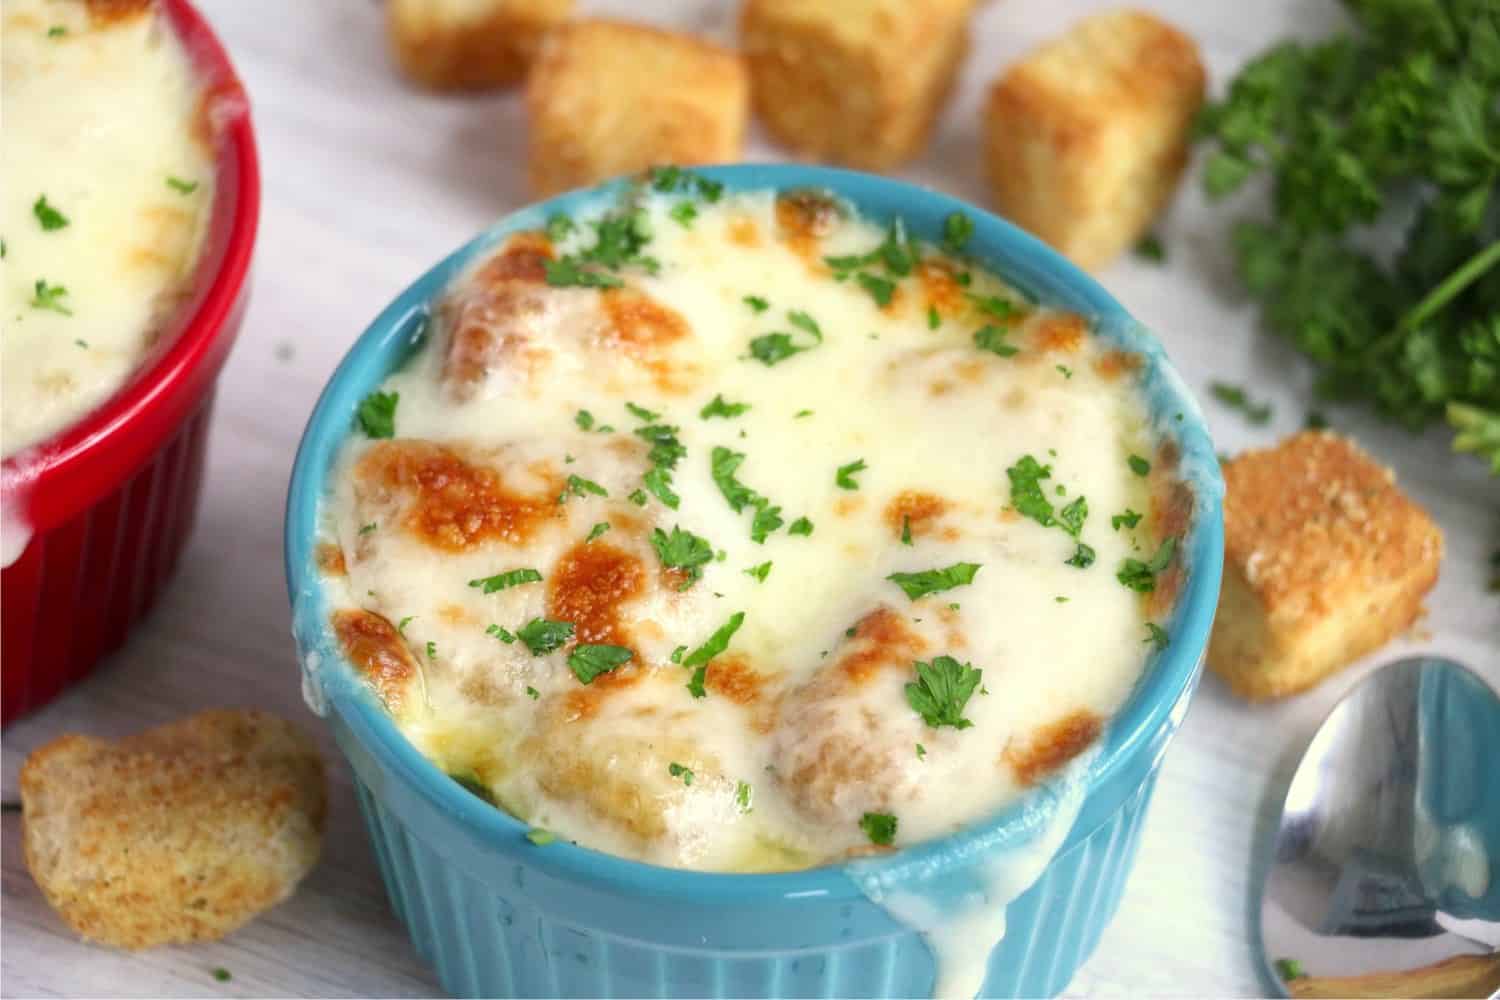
xmin=928 ymin=305 xmax=941 ymax=330
xmin=516 ymin=618 xmax=575 ymax=655
xmin=857 ymin=271 xmax=895 ymax=306
xmin=46 ymin=25 xmax=66 ymax=37
xmin=1209 ymin=382 xmax=1274 ymax=425
xmin=426 ymin=641 xmax=437 ymax=660
xmin=30 ymin=279 xmax=72 ymax=315
xmin=642 ymin=465 xmax=680 ymax=509
xmin=397 ymin=616 xmax=415 ymax=636
xmin=486 ymin=623 xmax=516 ymax=644
xmin=651 ymin=525 xmax=714 ymax=584
xmin=1134 ymin=234 xmax=1166 ymax=262
xmin=786 ymin=309 xmax=823 ymax=341
xmin=359 ymin=522 xmax=377 ymax=535
xmin=568 ymin=644 xmax=633 ymax=684
xmin=628 ymin=488 xmax=649 ymax=506
xmin=451 ymin=772 xmax=496 ymax=804
xmin=1274 ymin=959 xmax=1305 ymax=982
xmin=526 ymin=685 xmax=539 ymax=699
xmin=835 ymin=458 xmax=867 ymax=490
xmin=900 ymin=515 xmax=912 ymax=545
xmin=942 ymin=212 xmax=974 ymax=254
xmin=743 ymin=294 xmax=769 ymax=313
xmin=212 ymin=968 xmax=232 ymax=983
xmin=735 ymin=780 xmax=753 ymax=812
xmin=906 ymin=655 xmax=983 ymax=729
xmin=1066 ymin=543 xmax=1097 ymax=568
xmin=669 ymin=201 xmax=698 ymax=227
xmin=916 ymin=743 xmax=927 ymax=759
xmin=1112 ymin=509 xmax=1143 ymax=531
xmin=357 ymin=390 xmax=398 ymax=438
xmin=886 ymin=562 xmax=981 ymax=600
xmin=1128 ymin=454 xmax=1151 ymax=476
xmin=687 ymin=665 xmax=708 ymax=699
xmin=974 ymin=324 xmax=1018 ymax=357
xmin=1144 ymin=623 xmax=1170 ymax=650
xmin=626 ymin=401 xmax=661 ymax=422
xmin=558 ymin=474 xmax=609 ymax=503
xmin=682 ymin=611 xmax=745 ymax=668
xmin=526 ymin=828 xmax=556 ymax=845
xmin=545 ymin=213 xmax=575 ymax=243
xmin=744 ymin=561 xmax=772 ymax=582
xmin=544 ymin=257 xmax=622 ymax=289
xmin=469 ymin=568 xmax=542 ymax=593
xmin=33 ymin=195 xmax=68 ymax=231
xmin=668 ymin=762 xmax=694 ymax=786
xmin=585 ymin=522 xmax=610 ymax=543
xmin=700 ymin=394 xmax=751 ymax=419
xmin=1117 ymin=537 xmax=1177 ymax=593
xmin=574 ymin=409 xmax=596 ymax=431
xmin=788 ymin=517 xmax=814 ymax=536
xmin=860 ymin=812 xmax=898 ymax=846
xmin=166 ymin=176 xmax=199 ymax=195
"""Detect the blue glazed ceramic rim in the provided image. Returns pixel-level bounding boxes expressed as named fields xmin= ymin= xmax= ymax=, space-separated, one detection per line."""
xmin=286 ymin=164 xmax=1224 ymax=905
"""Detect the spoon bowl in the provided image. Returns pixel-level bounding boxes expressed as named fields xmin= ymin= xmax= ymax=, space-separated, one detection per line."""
xmin=1259 ymin=656 xmax=1500 ymax=998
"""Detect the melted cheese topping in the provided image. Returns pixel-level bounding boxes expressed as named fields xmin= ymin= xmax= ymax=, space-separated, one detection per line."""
xmin=2 ymin=0 xmax=214 ymax=458
xmin=321 ymin=184 xmax=1176 ymax=872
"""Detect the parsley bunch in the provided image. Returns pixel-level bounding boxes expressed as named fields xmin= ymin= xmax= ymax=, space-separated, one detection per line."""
xmin=1196 ymin=0 xmax=1500 ymax=473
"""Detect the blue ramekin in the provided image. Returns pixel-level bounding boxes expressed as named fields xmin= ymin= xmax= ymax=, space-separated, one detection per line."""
xmin=285 ymin=165 xmax=1224 ymax=999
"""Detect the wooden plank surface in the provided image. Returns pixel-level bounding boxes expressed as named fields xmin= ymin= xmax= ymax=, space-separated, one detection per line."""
xmin=3 ymin=1 xmax=1497 ymax=996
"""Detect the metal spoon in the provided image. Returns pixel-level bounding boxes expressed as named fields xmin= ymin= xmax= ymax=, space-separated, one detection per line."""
xmin=1258 ymin=656 xmax=1500 ymax=999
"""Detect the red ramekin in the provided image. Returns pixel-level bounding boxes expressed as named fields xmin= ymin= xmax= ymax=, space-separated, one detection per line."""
xmin=0 ymin=0 xmax=260 ymax=725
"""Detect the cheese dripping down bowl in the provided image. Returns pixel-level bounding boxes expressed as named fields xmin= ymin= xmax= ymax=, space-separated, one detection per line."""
xmin=285 ymin=165 xmax=1223 ymax=999
xmin=1 ymin=0 xmax=260 ymax=724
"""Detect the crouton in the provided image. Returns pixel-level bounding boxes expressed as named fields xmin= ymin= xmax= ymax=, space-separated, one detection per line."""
xmin=982 ymin=9 xmax=1205 ymax=270
xmin=739 ymin=0 xmax=973 ymax=170
xmin=1208 ymin=432 xmax=1443 ymax=701
xmin=525 ymin=20 xmax=748 ymax=197
xmin=386 ymin=0 xmax=572 ymax=91
xmin=20 ymin=710 xmax=326 ymax=949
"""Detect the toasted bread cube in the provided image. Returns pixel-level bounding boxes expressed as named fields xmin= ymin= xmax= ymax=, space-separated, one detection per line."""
xmin=983 ymin=9 xmax=1204 ymax=270
xmin=387 ymin=0 xmax=572 ymax=91
xmin=1208 ymin=432 xmax=1443 ymax=701
xmin=525 ymin=20 xmax=748 ymax=197
xmin=20 ymin=710 xmax=326 ymax=949
xmin=740 ymin=0 xmax=973 ymax=170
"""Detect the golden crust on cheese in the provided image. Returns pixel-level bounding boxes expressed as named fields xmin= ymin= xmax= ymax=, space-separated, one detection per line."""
xmin=386 ymin=0 xmax=573 ymax=91
xmin=739 ymin=0 xmax=974 ymax=170
xmin=524 ymin=20 xmax=748 ymax=197
xmin=982 ymin=9 xmax=1205 ymax=270
xmin=1208 ymin=431 xmax=1443 ymax=700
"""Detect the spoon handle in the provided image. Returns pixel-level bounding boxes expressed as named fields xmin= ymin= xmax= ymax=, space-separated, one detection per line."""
xmin=1287 ymin=953 xmax=1500 ymax=1000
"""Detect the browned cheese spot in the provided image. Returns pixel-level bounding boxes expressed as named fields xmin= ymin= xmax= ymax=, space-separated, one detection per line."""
xmin=1031 ymin=312 xmax=1087 ymax=354
xmin=548 ymin=541 xmax=645 ymax=656
xmin=355 ymin=441 xmax=561 ymax=552
xmin=705 ymin=653 xmax=764 ymax=705
xmin=1004 ymin=709 xmax=1103 ymax=786
xmin=775 ymin=189 xmax=840 ymax=265
xmin=885 ymin=491 xmax=949 ymax=540
xmin=315 ymin=542 xmax=347 ymax=577
xmin=838 ymin=607 xmax=928 ymax=685
xmin=331 ymin=610 xmax=418 ymax=709
xmin=1093 ymin=350 xmax=1142 ymax=381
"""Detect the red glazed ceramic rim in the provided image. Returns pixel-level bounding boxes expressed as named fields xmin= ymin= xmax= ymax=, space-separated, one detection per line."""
xmin=0 ymin=0 xmax=260 ymax=539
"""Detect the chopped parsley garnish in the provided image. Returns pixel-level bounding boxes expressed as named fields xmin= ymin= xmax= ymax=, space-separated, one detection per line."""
xmin=916 ymin=743 xmax=927 ymax=759
xmin=525 ymin=685 xmax=540 ymax=699
xmin=669 ymin=201 xmax=698 ymax=227
xmin=426 ymin=641 xmax=437 ymax=660
xmin=626 ymin=401 xmax=660 ymax=422
xmin=743 ymin=295 xmax=770 ymax=313
xmin=558 ymin=474 xmax=608 ymax=503
xmin=744 ymin=561 xmax=772 ymax=582
xmin=856 ymin=271 xmax=895 ymax=306
xmin=33 ymin=195 xmax=68 ymax=231
xmin=1007 ymin=455 xmax=1057 ymax=526
xmin=860 ymin=812 xmax=898 ymax=846
xmin=928 ymin=305 xmax=941 ymax=330
xmin=634 ymin=423 xmax=685 ymax=469
xmin=486 ymin=623 xmax=516 ymax=643
xmin=469 ymin=568 xmax=542 ymax=593
xmin=568 ymin=643 xmax=633 ymax=684
xmin=544 ymin=257 xmax=623 ymax=288
xmin=942 ymin=212 xmax=974 ymax=254
xmin=1117 ymin=537 xmax=1177 ymax=593
xmin=651 ymin=525 xmax=714 ymax=584
xmin=1057 ymin=496 xmax=1088 ymax=538
xmin=788 ymin=517 xmax=814 ymax=536
xmin=1209 ymin=381 xmax=1274 ymax=425
xmin=886 ymin=562 xmax=981 ymax=600
xmin=1144 ymin=623 xmax=1170 ymax=650
xmin=682 ymin=611 xmax=745 ymax=668
xmin=1066 ymin=543 xmax=1096 ymax=568
xmin=1274 ymin=959 xmax=1305 ymax=982
xmin=451 ymin=772 xmax=495 ymax=804
xmin=670 ymin=645 xmax=687 ymax=664
xmin=701 ymin=394 xmax=751 ymax=419
xmin=516 ymin=618 xmax=575 ymax=655
xmin=30 ymin=279 xmax=72 ymax=315
xmin=628 ymin=488 xmax=649 ymax=506
xmin=974 ymin=324 xmax=1018 ymax=357
xmin=901 ymin=515 xmax=913 ymax=545
xmin=1134 ymin=233 xmax=1166 ymax=262
xmin=786 ymin=309 xmax=822 ymax=340
xmin=648 ymin=166 xmax=723 ymax=202
xmin=1128 ymin=454 xmax=1151 ymax=476
xmin=748 ymin=332 xmax=807 ymax=365
xmin=526 ymin=828 xmax=557 ymax=845
xmin=794 ymin=409 xmax=813 ymax=419
xmin=166 ymin=176 xmax=199 ymax=195
xmin=585 ymin=522 xmax=610 ymax=543
xmin=711 ymin=447 xmax=760 ymax=512
xmin=1306 ymin=410 xmax=1330 ymax=430
xmin=735 ymin=781 xmax=753 ymax=812
xmin=687 ymin=665 xmax=708 ymax=699
xmin=835 ymin=458 xmax=867 ymax=490
xmin=750 ymin=503 xmax=784 ymax=543
xmin=668 ymin=762 xmax=695 ymax=786
xmin=905 ymin=655 xmax=983 ymax=729
xmin=1112 ymin=509 xmax=1143 ymax=531
xmin=1057 ymin=364 xmax=1073 ymax=378
xmin=545 ymin=213 xmax=575 ymax=243
xmin=967 ymin=293 xmax=1020 ymax=321
xmin=574 ymin=409 xmax=596 ymax=430
xmin=356 ymin=390 xmax=398 ymax=438
xmin=642 ymin=466 xmax=680 ymax=509
xmin=212 ymin=968 xmax=232 ymax=983
xmin=397 ymin=616 xmax=415 ymax=636
xmin=359 ymin=522 xmax=377 ymax=535
xmin=47 ymin=25 xmax=66 ymax=37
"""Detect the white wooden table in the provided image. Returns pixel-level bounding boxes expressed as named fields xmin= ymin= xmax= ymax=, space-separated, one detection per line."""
xmin=3 ymin=1 xmax=1497 ymax=995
